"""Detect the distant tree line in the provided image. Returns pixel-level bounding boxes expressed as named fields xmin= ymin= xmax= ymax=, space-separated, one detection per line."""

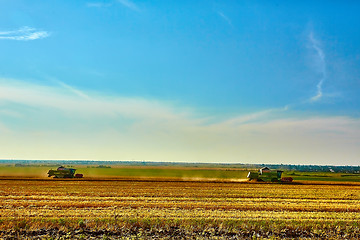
xmin=1 ymin=159 xmax=359 ymax=173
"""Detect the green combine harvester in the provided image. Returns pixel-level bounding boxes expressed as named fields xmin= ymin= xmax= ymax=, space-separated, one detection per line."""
xmin=47 ymin=166 xmax=83 ymax=178
xmin=247 ymin=167 xmax=292 ymax=182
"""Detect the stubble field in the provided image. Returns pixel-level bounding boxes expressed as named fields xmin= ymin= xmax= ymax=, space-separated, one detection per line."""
xmin=0 ymin=176 xmax=359 ymax=239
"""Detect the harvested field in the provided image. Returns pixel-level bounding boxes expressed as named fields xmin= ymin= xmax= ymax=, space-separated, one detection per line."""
xmin=0 ymin=178 xmax=359 ymax=239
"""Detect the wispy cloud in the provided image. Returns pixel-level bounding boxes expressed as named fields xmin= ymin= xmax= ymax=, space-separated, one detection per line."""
xmin=52 ymin=78 xmax=91 ymax=100
xmin=87 ymin=2 xmax=113 ymax=8
xmin=219 ymin=106 xmax=289 ymax=126
xmin=308 ymin=32 xmax=326 ymax=102
xmin=87 ymin=0 xmax=140 ymax=11
xmin=0 ymin=79 xmax=359 ymax=165
xmin=116 ymin=0 xmax=140 ymax=11
xmin=0 ymin=78 xmax=192 ymax=121
xmin=0 ymin=120 xmax=11 ymax=133
xmin=217 ymin=11 xmax=232 ymax=26
xmin=0 ymin=26 xmax=50 ymax=41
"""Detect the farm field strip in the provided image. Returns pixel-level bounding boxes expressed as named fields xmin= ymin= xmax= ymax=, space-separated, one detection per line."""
xmin=1 ymin=166 xmax=360 ymax=183
xmin=0 ymin=178 xmax=360 ymax=238
xmin=2 ymin=195 xmax=359 ymax=204
xmin=1 ymin=207 xmax=360 ymax=222
xmin=1 ymin=197 xmax=359 ymax=212
xmin=1 ymin=181 xmax=359 ymax=210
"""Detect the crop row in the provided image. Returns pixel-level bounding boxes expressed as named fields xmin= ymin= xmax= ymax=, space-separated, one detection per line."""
xmin=1 ymin=206 xmax=360 ymax=221
xmin=0 ymin=179 xmax=359 ymax=238
xmin=1 ymin=183 xmax=359 ymax=200
xmin=1 ymin=198 xmax=359 ymax=213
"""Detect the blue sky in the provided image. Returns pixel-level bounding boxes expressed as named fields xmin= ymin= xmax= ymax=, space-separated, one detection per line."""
xmin=0 ymin=0 xmax=359 ymax=165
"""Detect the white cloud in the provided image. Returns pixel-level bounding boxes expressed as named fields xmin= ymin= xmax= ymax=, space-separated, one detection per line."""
xmin=308 ymin=32 xmax=326 ymax=102
xmin=117 ymin=0 xmax=140 ymax=11
xmin=51 ymin=78 xmax=90 ymax=100
xmin=87 ymin=0 xmax=140 ymax=11
xmin=0 ymin=78 xmax=193 ymax=121
xmin=0 ymin=121 xmax=11 ymax=133
xmin=217 ymin=11 xmax=232 ymax=26
xmin=219 ymin=106 xmax=290 ymax=126
xmin=0 ymin=78 xmax=359 ymax=165
xmin=0 ymin=26 xmax=50 ymax=41
xmin=87 ymin=2 xmax=113 ymax=8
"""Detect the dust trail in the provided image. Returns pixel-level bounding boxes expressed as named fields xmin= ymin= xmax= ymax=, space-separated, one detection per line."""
xmin=309 ymin=32 xmax=326 ymax=102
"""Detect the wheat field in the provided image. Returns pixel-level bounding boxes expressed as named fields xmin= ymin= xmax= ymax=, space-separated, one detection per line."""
xmin=0 ymin=177 xmax=359 ymax=239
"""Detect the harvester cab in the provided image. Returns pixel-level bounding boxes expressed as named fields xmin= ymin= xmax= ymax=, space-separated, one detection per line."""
xmin=47 ymin=166 xmax=83 ymax=178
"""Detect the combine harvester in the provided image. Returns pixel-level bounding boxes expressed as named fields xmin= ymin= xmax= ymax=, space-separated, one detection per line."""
xmin=47 ymin=166 xmax=83 ymax=178
xmin=247 ymin=167 xmax=293 ymax=182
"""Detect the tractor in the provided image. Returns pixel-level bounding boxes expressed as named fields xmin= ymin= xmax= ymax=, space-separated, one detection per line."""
xmin=47 ymin=166 xmax=83 ymax=178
